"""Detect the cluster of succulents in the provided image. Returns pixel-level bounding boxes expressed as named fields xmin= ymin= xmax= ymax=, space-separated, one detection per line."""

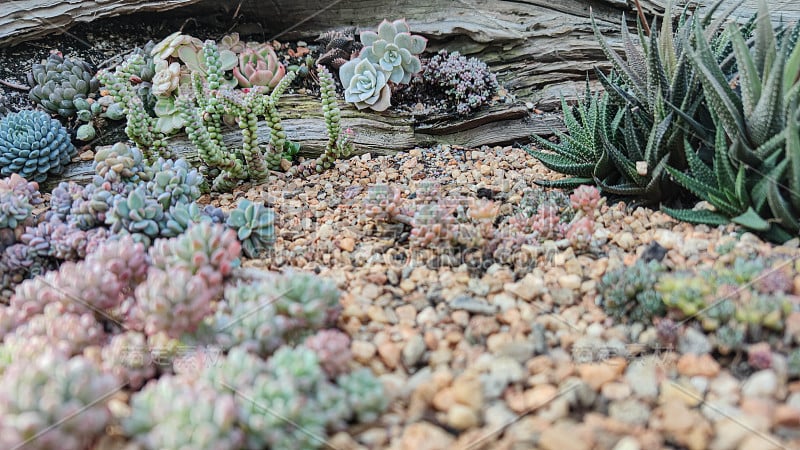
xmin=505 ymin=187 xmax=601 ymax=250
xmin=528 ymin=0 xmax=800 ymax=243
xmin=0 ymin=140 xmax=280 ymax=301
xmin=362 ymin=180 xmax=604 ymax=271
xmin=657 ymin=257 xmax=797 ymax=343
xmin=1 ymin=194 xmax=387 ymax=448
xmin=423 ymin=50 xmax=499 ymax=115
xmin=0 ymin=110 xmax=75 ymax=183
xmin=26 ymin=52 xmax=105 ymax=140
xmin=598 ymin=245 xmax=800 ymax=373
xmin=339 ymin=19 xmax=427 ymax=111
xmin=598 ymin=258 xmax=668 ymax=323
xmin=0 ymin=351 xmax=118 ymax=450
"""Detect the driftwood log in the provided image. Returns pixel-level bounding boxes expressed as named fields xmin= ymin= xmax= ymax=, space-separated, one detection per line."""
xmin=3 ymin=0 xmax=798 ymax=106
xmin=0 ymin=0 xmax=203 ymax=46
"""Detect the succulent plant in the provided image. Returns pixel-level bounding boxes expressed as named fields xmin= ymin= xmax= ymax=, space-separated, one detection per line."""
xmin=336 ymin=367 xmax=388 ymax=423
xmin=311 ymin=65 xmax=354 ymax=173
xmin=146 ymin=157 xmax=203 ymax=210
xmin=304 ymin=329 xmax=353 ymax=378
xmin=9 ymin=235 xmax=147 ymax=321
xmin=0 ymin=352 xmax=117 ymax=450
xmin=0 ymin=174 xmax=41 ymax=237
xmin=410 ymin=203 xmax=456 ymax=247
xmin=106 ymin=185 xmax=165 ymax=246
xmin=715 ymin=323 xmax=747 ymax=354
xmin=0 ymin=110 xmax=75 ymax=183
xmin=359 ymin=19 xmax=427 ymax=84
xmin=3 ymin=302 xmax=106 ymax=358
xmin=134 ymin=266 xmax=218 ymax=338
xmin=218 ymin=32 xmax=247 ymax=54
xmin=150 ymin=60 xmax=182 ymax=97
xmin=747 ymin=342 xmax=773 ymax=369
xmin=161 ymin=201 xmax=209 ymax=237
xmin=93 ymin=142 xmax=153 ymax=185
xmin=200 ymin=345 xmax=267 ymax=392
xmin=316 ymin=28 xmax=363 ymax=70
xmin=423 ymin=50 xmax=498 ymax=115
xmin=363 ymin=184 xmax=407 ymax=223
xmin=150 ymin=31 xmax=203 ymax=62
xmin=233 ymin=45 xmax=286 ymax=89
xmin=226 ymin=199 xmax=275 ymax=258
xmin=566 ymin=216 xmax=595 ymax=249
xmin=271 ymin=271 xmax=342 ymax=330
xmin=211 ymin=281 xmax=290 ymax=356
xmin=235 ymin=346 xmax=334 ymax=450
xmin=339 ymin=58 xmax=392 ymax=111
xmin=599 ymin=258 xmax=667 ymax=323
xmin=123 ymin=375 xmax=244 ymax=450
xmin=101 ymin=330 xmax=157 ymax=389
xmin=148 ymin=222 xmax=240 ymax=287
xmin=152 ymin=96 xmax=185 ymax=134
xmin=570 ymin=185 xmax=602 ymax=216
xmin=28 ymin=52 xmax=100 ymax=117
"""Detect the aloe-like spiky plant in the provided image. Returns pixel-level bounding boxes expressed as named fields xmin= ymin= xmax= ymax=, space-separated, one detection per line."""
xmin=526 ymin=81 xmax=618 ymax=189
xmin=528 ymin=0 xmax=740 ymax=205
xmin=588 ymin=0 xmax=744 ymax=203
xmin=668 ymin=0 xmax=800 ymax=241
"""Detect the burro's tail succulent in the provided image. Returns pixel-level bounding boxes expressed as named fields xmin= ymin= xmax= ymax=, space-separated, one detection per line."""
xmin=28 ymin=52 xmax=100 ymax=118
xmin=0 ymin=110 xmax=75 ymax=183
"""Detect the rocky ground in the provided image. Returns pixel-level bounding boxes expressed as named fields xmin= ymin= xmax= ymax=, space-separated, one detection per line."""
xmin=193 ymin=145 xmax=800 ymax=450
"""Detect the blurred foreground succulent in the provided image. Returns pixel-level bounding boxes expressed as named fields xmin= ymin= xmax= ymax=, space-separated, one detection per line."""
xmin=0 ymin=110 xmax=75 ymax=183
xmin=0 ymin=352 xmax=116 ymax=450
xmin=123 ymin=375 xmax=244 ymax=450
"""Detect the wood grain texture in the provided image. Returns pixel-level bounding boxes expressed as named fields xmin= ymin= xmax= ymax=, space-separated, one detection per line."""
xmin=41 ymin=95 xmax=564 ymax=190
xmin=2 ymin=0 xmax=796 ymax=107
xmin=0 ymin=0 xmax=202 ymax=46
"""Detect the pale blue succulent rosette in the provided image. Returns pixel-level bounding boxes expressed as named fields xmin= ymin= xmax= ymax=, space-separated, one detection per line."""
xmin=359 ymin=19 xmax=427 ymax=84
xmin=339 ymin=58 xmax=392 ymax=111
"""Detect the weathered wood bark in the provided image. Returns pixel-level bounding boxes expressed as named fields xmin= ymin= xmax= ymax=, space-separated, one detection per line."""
xmin=4 ymin=0 xmax=798 ymax=108
xmin=42 ymin=95 xmax=563 ymax=191
xmin=0 ymin=0 xmax=203 ymax=46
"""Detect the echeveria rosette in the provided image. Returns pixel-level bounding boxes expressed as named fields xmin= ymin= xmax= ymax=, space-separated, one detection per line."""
xmin=339 ymin=58 xmax=392 ymax=111
xmin=360 ymin=19 xmax=427 ymax=84
xmin=226 ymin=199 xmax=275 ymax=258
xmin=0 ymin=110 xmax=76 ymax=183
xmin=233 ymin=46 xmax=286 ymax=89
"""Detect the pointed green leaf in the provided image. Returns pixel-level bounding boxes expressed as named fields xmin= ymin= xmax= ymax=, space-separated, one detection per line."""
xmin=731 ymin=207 xmax=770 ymax=231
xmin=661 ymin=206 xmax=731 ymax=225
